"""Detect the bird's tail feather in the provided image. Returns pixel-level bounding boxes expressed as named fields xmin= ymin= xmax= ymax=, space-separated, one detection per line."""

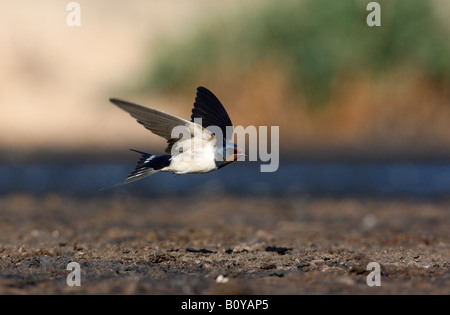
xmin=99 ymin=150 xmax=171 ymax=190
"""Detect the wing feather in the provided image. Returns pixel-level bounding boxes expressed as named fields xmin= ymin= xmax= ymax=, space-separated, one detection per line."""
xmin=191 ymin=87 xmax=233 ymax=141
xmin=110 ymin=98 xmax=214 ymax=153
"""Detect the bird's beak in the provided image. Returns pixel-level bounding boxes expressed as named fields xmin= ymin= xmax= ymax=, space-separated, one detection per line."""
xmin=226 ymin=146 xmax=246 ymax=162
xmin=226 ymin=154 xmax=236 ymax=162
xmin=235 ymin=145 xmax=248 ymax=155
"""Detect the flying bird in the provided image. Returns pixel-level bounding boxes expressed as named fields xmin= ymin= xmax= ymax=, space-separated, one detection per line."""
xmin=108 ymin=86 xmax=243 ymax=187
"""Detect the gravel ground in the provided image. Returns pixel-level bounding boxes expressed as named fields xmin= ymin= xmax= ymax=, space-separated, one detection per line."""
xmin=0 ymin=193 xmax=448 ymax=294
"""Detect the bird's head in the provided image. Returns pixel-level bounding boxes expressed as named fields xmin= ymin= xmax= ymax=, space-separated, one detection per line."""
xmin=226 ymin=142 xmax=246 ymax=162
xmin=216 ymin=143 xmax=245 ymax=168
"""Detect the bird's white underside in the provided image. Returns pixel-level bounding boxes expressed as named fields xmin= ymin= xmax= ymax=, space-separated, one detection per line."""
xmin=163 ymin=133 xmax=218 ymax=174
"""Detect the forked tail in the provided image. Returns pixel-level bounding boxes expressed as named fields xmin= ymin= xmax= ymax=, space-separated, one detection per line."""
xmin=99 ymin=149 xmax=171 ymax=190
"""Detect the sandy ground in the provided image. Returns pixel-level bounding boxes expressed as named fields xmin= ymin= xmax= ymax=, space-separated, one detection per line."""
xmin=0 ymin=193 xmax=448 ymax=294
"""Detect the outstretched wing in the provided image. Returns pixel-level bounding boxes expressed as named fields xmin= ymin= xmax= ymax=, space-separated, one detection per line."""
xmin=110 ymin=98 xmax=212 ymax=154
xmin=191 ymin=87 xmax=233 ymax=141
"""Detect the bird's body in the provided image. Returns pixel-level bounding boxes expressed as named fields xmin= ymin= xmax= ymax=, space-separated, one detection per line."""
xmin=164 ymin=137 xmax=217 ymax=175
xmin=108 ymin=86 xmax=242 ymax=187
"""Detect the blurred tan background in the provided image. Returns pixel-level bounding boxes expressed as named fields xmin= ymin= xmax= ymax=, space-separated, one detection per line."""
xmin=0 ymin=0 xmax=449 ymax=159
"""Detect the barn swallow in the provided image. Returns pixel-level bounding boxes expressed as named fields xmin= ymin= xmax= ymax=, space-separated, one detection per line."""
xmin=108 ymin=86 xmax=244 ymax=187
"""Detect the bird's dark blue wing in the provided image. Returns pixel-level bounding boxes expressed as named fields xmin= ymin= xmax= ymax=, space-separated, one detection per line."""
xmin=191 ymin=86 xmax=233 ymax=141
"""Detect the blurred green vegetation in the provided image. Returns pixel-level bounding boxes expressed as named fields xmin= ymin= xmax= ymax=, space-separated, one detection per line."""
xmin=140 ymin=0 xmax=449 ymax=107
